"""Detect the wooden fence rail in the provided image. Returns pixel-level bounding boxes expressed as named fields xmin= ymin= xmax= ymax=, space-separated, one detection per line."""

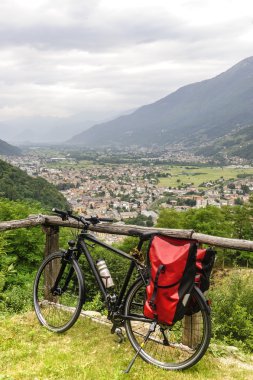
xmin=0 ymin=214 xmax=253 ymax=251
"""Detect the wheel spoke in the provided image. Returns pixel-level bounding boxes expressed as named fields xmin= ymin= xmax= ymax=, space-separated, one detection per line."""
xmin=34 ymin=252 xmax=84 ymax=332
xmin=125 ymin=280 xmax=211 ymax=370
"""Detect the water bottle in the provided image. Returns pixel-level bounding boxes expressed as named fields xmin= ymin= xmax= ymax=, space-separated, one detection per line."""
xmin=96 ymin=259 xmax=114 ymax=288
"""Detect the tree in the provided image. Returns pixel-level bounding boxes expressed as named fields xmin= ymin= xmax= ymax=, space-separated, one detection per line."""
xmin=0 ymin=197 xmax=74 ymax=313
xmin=156 ymin=209 xmax=184 ymax=229
xmin=234 ymin=197 xmax=244 ymax=205
xmin=241 ymin=184 xmax=250 ymax=194
xmin=156 ymin=203 xmax=253 ymax=267
xmin=0 ymin=199 xmax=45 ymax=312
xmin=124 ymin=214 xmax=154 ymax=227
xmin=184 ymin=199 xmax=197 ymax=207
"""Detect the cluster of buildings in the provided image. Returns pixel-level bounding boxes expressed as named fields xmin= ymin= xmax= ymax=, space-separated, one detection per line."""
xmin=3 ymin=152 xmax=253 ymax=223
xmin=38 ymin=164 xmax=162 ymax=222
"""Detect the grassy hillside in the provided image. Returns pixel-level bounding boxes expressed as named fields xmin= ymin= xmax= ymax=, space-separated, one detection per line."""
xmin=0 ymin=159 xmax=69 ymax=210
xmin=0 ymin=313 xmax=252 ymax=380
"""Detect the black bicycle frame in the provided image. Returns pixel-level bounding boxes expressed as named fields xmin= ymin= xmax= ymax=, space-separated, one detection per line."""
xmin=77 ymin=231 xmax=145 ymax=316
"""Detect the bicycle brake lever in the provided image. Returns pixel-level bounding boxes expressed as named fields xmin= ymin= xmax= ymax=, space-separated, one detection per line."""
xmin=80 ymin=216 xmax=90 ymax=226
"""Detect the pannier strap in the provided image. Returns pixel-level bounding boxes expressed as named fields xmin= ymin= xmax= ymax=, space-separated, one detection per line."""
xmin=151 ymin=278 xmax=182 ymax=289
xmin=149 ymin=264 xmax=183 ymax=310
xmin=149 ymin=265 xmax=165 ymax=309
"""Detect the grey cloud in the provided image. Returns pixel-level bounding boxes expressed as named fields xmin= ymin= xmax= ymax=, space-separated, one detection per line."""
xmin=0 ymin=14 xmax=251 ymax=60
xmin=0 ymin=23 xmax=182 ymax=51
xmin=0 ymin=0 xmax=253 ymax=125
xmin=0 ymin=1 xmax=193 ymax=52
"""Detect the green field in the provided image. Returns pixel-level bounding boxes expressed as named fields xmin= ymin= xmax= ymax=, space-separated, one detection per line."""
xmin=46 ymin=159 xmax=95 ymax=170
xmin=158 ymin=166 xmax=253 ymax=188
xmin=0 ymin=313 xmax=252 ymax=380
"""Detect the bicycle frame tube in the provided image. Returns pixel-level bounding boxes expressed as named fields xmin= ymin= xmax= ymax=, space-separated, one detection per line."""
xmin=117 ymin=236 xmax=146 ymax=306
xmin=78 ymin=239 xmax=108 ymax=301
xmin=117 ymin=261 xmax=135 ymax=306
xmin=50 ymin=259 xmax=68 ymax=293
xmin=83 ymin=233 xmax=138 ymax=261
xmin=52 ymin=248 xmax=83 ymax=294
xmin=78 ymin=232 xmax=143 ymax=306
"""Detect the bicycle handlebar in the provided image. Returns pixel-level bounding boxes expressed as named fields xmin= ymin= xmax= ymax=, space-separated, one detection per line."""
xmin=96 ymin=217 xmax=115 ymax=222
xmin=52 ymin=208 xmax=114 ymax=225
xmin=52 ymin=208 xmax=69 ymax=220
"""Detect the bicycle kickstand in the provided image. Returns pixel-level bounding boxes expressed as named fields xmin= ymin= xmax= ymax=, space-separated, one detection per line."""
xmin=123 ymin=321 xmax=157 ymax=374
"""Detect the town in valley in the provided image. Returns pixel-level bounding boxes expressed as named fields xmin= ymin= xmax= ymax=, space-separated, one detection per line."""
xmin=2 ymin=146 xmax=253 ymax=229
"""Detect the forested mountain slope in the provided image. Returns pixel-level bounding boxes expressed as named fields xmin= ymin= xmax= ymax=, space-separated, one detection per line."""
xmin=0 ymin=139 xmax=21 ymax=156
xmin=0 ymin=159 xmax=68 ymax=210
xmin=195 ymin=124 xmax=253 ymax=159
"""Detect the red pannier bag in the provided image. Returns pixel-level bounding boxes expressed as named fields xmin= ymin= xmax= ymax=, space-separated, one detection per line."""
xmin=185 ymin=246 xmax=216 ymax=315
xmin=143 ymin=235 xmax=197 ymax=325
xmin=195 ymin=247 xmax=216 ymax=292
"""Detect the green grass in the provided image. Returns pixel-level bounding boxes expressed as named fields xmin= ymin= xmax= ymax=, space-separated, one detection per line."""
xmin=46 ymin=160 xmax=95 ymax=170
xmin=0 ymin=313 xmax=252 ymax=380
xmin=158 ymin=166 xmax=253 ymax=188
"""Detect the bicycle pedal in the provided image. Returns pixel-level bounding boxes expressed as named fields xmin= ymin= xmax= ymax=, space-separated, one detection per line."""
xmin=115 ymin=328 xmax=125 ymax=343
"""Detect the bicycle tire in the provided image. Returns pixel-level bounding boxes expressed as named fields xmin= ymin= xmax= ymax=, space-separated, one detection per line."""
xmin=33 ymin=251 xmax=85 ymax=333
xmin=124 ymin=279 xmax=211 ymax=370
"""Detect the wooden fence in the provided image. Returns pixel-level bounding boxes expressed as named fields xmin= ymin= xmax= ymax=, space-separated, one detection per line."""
xmin=0 ymin=214 xmax=253 ymax=254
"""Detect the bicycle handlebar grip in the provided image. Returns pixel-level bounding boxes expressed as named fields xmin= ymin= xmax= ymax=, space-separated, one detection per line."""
xmin=99 ymin=218 xmax=114 ymax=223
xmin=52 ymin=208 xmax=64 ymax=214
xmin=52 ymin=208 xmax=68 ymax=219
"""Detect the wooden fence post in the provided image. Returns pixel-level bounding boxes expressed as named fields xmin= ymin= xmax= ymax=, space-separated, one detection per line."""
xmin=42 ymin=225 xmax=60 ymax=301
xmin=43 ymin=225 xmax=59 ymax=258
xmin=182 ymin=313 xmax=202 ymax=348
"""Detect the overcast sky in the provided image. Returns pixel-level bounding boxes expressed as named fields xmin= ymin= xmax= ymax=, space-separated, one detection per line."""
xmin=0 ymin=0 xmax=253 ymax=123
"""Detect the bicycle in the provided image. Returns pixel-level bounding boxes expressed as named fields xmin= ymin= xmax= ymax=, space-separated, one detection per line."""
xmin=33 ymin=209 xmax=211 ymax=372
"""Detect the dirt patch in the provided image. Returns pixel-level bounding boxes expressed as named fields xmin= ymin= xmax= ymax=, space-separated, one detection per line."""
xmin=219 ymin=356 xmax=253 ymax=371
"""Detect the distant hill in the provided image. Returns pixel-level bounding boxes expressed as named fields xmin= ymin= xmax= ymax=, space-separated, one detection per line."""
xmin=0 ymin=110 xmax=128 ymax=144
xmin=0 ymin=159 xmax=69 ymax=210
xmin=0 ymin=139 xmax=21 ymax=156
xmin=68 ymin=57 xmax=253 ymax=147
xmin=0 ymin=116 xmax=94 ymax=144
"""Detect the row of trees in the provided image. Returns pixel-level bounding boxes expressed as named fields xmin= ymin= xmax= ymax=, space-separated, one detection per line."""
xmin=156 ymin=197 xmax=253 ymax=266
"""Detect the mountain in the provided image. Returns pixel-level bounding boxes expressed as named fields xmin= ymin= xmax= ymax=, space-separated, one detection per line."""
xmin=0 ymin=139 xmax=22 ymax=156
xmin=0 ymin=159 xmax=69 ymax=210
xmin=68 ymin=57 xmax=253 ymax=147
xmin=195 ymin=124 xmax=253 ymax=160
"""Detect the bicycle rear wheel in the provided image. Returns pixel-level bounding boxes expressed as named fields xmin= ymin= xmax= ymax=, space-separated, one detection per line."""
xmin=33 ymin=251 xmax=84 ymax=333
xmin=124 ymin=279 xmax=211 ymax=370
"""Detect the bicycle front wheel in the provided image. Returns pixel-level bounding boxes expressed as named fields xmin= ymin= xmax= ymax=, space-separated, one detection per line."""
xmin=124 ymin=279 xmax=211 ymax=370
xmin=33 ymin=251 xmax=84 ymax=333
